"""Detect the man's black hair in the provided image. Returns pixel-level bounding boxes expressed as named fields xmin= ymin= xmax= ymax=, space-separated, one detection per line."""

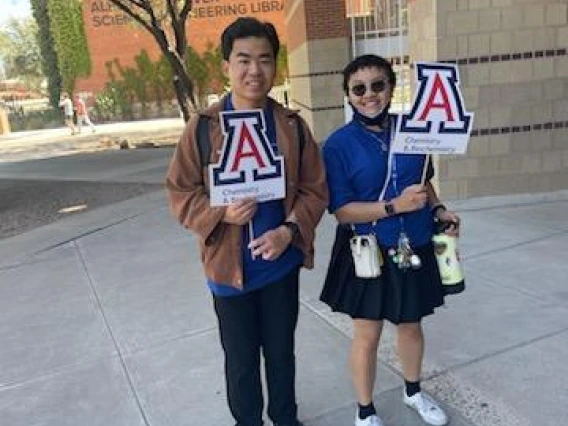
xmin=342 ymin=54 xmax=397 ymax=95
xmin=221 ymin=17 xmax=280 ymax=60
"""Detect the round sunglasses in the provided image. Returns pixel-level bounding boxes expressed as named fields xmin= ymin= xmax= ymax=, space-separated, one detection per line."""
xmin=349 ymin=80 xmax=388 ymax=97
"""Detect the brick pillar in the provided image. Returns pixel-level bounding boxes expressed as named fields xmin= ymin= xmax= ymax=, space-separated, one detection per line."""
xmin=285 ymin=0 xmax=350 ymax=142
xmin=409 ymin=0 xmax=568 ymax=199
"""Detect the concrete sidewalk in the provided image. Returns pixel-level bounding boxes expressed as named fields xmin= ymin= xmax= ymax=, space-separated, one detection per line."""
xmin=0 ymin=118 xmax=185 ymax=163
xmin=1 ymin=189 xmax=567 ymax=426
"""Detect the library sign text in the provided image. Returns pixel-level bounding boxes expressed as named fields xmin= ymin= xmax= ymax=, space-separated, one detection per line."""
xmin=91 ymin=0 xmax=283 ymax=28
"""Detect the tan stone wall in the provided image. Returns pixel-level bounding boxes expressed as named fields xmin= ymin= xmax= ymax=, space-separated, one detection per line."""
xmin=409 ymin=0 xmax=568 ymax=199
xmin=285 ymin=0 xmax=349 ymax=142
xmin=287 ymin=38 xmax=349 ymax=141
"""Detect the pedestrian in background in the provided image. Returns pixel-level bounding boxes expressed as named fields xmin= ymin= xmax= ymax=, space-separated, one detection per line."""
xmin=166 ymin=17 xmax=328 ymax=426
xmin=58 ymin=92 xmax=76 ymax=135
xmin=74 ymin=95 xmax=96 ymax=133
xmin=320 ymin=54 xmax=460 ymax=426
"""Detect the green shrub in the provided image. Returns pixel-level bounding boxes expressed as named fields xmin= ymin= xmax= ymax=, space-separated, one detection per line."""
xmin=8 ymin=108 xmax=62 ymax=131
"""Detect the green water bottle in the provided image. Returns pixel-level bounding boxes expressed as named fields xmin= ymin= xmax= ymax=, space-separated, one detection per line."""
xmin=432 ymin=220 xmax=465 ymax=295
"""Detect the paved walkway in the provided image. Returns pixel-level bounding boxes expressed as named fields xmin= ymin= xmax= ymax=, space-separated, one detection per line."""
xmin=0 ymin=118 xmax=184 ymax=162
xmin=0 ymin=131 xmax=567 ymax=426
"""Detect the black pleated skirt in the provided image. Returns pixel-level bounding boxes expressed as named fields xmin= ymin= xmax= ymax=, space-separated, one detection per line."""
xmin=320 ymin=225 xmax=445 ymax=324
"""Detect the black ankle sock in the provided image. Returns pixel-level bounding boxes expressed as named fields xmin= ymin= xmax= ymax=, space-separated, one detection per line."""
xmin=358 ymin=402 xmax=376 ymax=419
xmin=405 ymin=379 xmax=421 ymax=397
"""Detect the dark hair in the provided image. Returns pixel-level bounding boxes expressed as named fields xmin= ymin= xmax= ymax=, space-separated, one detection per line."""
xmin=221 ymin=17 xmax=280 ymax=60
xmin=342 ymin=54 xmax=396 ymax=95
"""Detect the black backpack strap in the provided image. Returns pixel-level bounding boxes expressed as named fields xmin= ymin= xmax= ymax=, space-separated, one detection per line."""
xmin=196 ymin=114 xmax=211 ymax=167
xmin=294 ymin=114 xmax=305 ymax=167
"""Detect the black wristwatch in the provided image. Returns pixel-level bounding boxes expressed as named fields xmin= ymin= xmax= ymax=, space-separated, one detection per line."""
xmin=384 ymin=202 xmax=396 ymax=217
xmin=283 ymin=221 xmax=299 ymax=239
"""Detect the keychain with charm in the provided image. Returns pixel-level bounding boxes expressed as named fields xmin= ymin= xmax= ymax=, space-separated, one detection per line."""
xmin=387 ymin=134 xmax=422 ymax=271
xmin=389 ymin=232 xmax=422 ymax=270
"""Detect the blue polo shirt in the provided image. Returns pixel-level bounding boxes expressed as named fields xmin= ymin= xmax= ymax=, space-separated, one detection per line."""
xmin=323 ymin=117 xmax=435 ymax=248
xmin=207 ymin=95 xmax=303 ymax=296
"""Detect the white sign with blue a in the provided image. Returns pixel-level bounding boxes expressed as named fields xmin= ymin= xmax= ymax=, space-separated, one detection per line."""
xmin=209 ymin=110 xmax=286 ymax=207
xmin=392 ymin=62 xmax=474 ymax=155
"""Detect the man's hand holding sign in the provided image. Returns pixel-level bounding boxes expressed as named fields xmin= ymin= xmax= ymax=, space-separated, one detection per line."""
xmin=248 ymin=224 xmax=295 ymax=261
xmin=222 ymin=193 xmax=294 ymax=261
xmin=223 ymin=197 xmax=257 ymax=225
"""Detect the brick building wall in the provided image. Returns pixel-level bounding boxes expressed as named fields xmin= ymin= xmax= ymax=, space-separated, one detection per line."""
xmin=409 ymin=0 xmax=568 ymax=199
xmin=76 ymin=0 xmax=287 ymax=94
xmin=285 ymin=0 xmax=350 ymax=142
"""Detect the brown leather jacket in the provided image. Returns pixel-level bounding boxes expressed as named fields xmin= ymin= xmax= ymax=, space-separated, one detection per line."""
xmin=165 ymin=97 xmax=328 ymax=289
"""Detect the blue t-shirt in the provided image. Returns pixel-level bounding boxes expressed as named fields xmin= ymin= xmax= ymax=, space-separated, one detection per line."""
xmin=208 ymin=95 xmax=303 ymax=296
xmin=323 ymin=117 xmax=435 ymax=248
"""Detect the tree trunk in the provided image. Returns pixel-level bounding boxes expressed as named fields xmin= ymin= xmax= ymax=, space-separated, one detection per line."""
xmin=163 ymin=51 xmax=195 ymax=122
xmin=172 ymin=75 xmax=190 ymax=122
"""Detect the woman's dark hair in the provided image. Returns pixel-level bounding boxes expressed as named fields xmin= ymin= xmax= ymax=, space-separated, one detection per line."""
xmin=221 ymin=17 xmax=280 ymax=60
xmin=342 ymin=54 xmax=396 ymax=95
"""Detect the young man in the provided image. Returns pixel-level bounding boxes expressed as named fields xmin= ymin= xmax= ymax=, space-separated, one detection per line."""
xmin=166 ymin=17 xmax=328 ymax=426
xmin=58 ymin=92 xmax=76 ymax=135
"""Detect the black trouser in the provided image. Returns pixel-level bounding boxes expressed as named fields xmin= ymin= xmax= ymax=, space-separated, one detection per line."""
xmin=213 ymin=268 xmax=300 ymax=426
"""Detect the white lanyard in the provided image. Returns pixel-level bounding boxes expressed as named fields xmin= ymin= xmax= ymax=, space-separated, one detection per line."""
xmin=354 ymin=116 xmax=397 ymax=229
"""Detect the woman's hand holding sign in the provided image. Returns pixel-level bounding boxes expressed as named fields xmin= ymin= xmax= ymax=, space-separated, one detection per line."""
xmin=393 ymin=184 xmax=428 ymax=213
xmin=223 ymin=198 xmax=257 ymax=225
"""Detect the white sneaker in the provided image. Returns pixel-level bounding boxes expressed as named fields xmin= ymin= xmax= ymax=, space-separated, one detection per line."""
xmin=403 ymin=391 xmax=448 ymax=426
xmin=354 ymin=412 xmax=384 ymax=426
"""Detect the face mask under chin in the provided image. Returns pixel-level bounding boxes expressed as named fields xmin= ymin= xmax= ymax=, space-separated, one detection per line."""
xmin=350 ymin=102 xmax=391 ymax=127
xmin=360 ymin=106 xmax=385 ymax=119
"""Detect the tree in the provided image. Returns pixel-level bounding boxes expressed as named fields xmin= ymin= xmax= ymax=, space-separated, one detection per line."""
xmin=107 ymin=0 xmax=197 ymax=122
xmin=0 ymin=18 xmax=44 ymax=91
xmin=185 ymin=46 xmax=208 ymax=107
xmin=134 ymin=50 xmax=155 ymax=116
xmin=30 ymin=0 xmax=62 ymax=108
xmin=151 ymin=56 xmax=174 ymax=113
xmin=202 ymin=43 xmax=228 ymax=94
xmin=276 ymin=44 xmax=289 ymax=86
xmin=104 ymin=61 xmax=133 ymax=120
xmin=113 ymin=59 xmax=147 ymax=118
xmin=47 ymin=0 xmax=91 ymax=93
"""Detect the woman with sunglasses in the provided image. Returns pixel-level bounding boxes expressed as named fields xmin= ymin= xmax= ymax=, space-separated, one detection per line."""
xmin=320 ymin=54 xmax=460 ymax=426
